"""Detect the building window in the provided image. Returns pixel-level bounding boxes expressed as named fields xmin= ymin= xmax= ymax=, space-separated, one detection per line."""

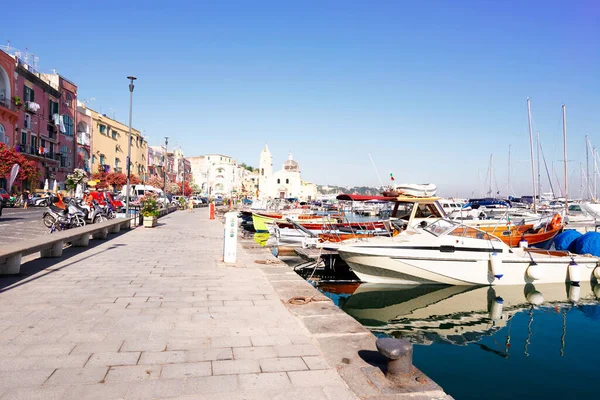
xmin=115 ymin=158 xmax=120 ymax=169
xmin=0 ymin=124 xmax=4 ymax=145
xmin=23 ymin=85 xmax=34 ymax=103
xmin=21 ymin=130 xmax=27 ymax=145
xmin=111 ymin=130 xmax=117 ymax=140
xmin=24 ymin=114 xmax=31 ymax=128
xmin=277 ymin=179 xmax=280 ymax=184
xmin=63 ymin=115 xmax=73 ymax=136
xmin=65 ymin=93 xmax=73 ymax=107
xmin=48 ymin=100 xmax=59 ymax=116
xmin=60 ymin=145 xmax=68 ymax=154
xmin=92 ymin=155 xmax=96 ymax=164
xmin=31 ymin=136 xmax=37 ymax=150
xmin=99 ymin=154 xmax=105 ymax=165
xmin=261 ymin=168 xmax=264 ymax=176
xmin=99 ymin=124 xmax=106 ymax=134
xmin=286 ymin=179 xmax=289 ymax=184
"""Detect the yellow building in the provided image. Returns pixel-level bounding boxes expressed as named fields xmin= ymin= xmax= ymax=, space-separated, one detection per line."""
xmin=87 ymin=107 xmax=148 ymax=180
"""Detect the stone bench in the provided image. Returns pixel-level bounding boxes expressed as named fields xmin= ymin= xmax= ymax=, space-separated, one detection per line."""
xmin=0 ymin=218 xmax=134 ymax=275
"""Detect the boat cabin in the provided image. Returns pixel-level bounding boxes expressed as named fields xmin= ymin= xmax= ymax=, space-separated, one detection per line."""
xmin=336 ymin=194 xmax=447 ymax=229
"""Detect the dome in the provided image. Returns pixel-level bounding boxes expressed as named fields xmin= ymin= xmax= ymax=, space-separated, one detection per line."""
xmin=283 ymin=152 xmax=300 ymax=172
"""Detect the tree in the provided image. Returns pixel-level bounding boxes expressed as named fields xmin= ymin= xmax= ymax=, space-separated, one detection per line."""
xmin=106 ymin=172 xmax=127 ymax=191
xmin=168 ymin=182 xmax=180 ymax=195
xmin=190 ymin=183 xmax=201 ymax=194
xmin=130 ymin=175 xmax=141 ymax=185
xmin=91 ymin=166 xmax=109 ymax=189
xmin=178 ymin=181 xmax=193 ymax=196
xmin=147 ymin=176 xmax=164 ymax=189
xmin=0 ymin=143 xmax=41 ymax=188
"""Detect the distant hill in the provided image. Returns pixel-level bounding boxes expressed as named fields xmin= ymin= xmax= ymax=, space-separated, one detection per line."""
xmin=317 ymin=185 xmax=382 ymax=196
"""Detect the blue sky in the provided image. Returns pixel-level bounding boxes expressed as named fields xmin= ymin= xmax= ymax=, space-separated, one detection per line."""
xmin=4 ymin=0 xmax=599 ymax=196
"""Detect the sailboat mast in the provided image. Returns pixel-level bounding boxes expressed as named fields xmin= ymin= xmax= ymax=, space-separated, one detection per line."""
xmin=507 ymin=145 xmax=511 ymax=197
xmin=562 ymin=104 xmax=568 ymax=215
xmin=527 ymin=98 xmax=537 ymax=212
xmin=586 ymin=135 xmax=590 ymax=200
xmin=537 ymin=131 xmax=541 ymax=200
xmin=594 ymin=147 xmax=598 ymax=201
xmin=490 ymin=154 xmax=493 ymax=197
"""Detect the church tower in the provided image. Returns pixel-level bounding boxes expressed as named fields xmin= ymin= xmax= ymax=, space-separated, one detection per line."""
xmin=258 ymin=144 xmax=273 ymax=199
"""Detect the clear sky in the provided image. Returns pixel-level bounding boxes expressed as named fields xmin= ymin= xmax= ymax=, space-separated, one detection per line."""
xmin=4 ymin=0 xmax=599 ymax=197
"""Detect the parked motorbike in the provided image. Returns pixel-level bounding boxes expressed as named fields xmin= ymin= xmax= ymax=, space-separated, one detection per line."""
xmin=44 ymin=201 xmax=86 ymax=231
xmin=78 ymin=199 xmax=110 ymax=224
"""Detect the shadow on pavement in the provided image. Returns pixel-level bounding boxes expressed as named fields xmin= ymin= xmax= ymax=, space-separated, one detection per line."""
xmin=0 ymin=230 xmax=129 ymax=293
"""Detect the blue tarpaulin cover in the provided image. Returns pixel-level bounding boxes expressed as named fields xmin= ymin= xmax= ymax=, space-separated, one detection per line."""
xmin=553 ymin=230 xmax=582 ymax=252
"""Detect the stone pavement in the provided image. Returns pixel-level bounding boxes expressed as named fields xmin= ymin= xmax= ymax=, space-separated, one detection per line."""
xmin=0 ymin=209 xmax=358 ymax=399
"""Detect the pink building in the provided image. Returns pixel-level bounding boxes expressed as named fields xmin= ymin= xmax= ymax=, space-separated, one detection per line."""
xmin=13 ymin=58 xmax=61 ymax=190
xmin=76 ymin=103 xmax=92 ymax=173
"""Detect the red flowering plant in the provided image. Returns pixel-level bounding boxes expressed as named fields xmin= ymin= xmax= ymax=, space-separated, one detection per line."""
xmin=0 ymin=143 xmax=41 ymax=189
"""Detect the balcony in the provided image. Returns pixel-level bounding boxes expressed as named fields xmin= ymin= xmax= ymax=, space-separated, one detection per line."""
xmin=77 ymin=131 xmax=91 ymax=146
xmin=17 ymin=144 xmax=57 ymax=161
xmin=0 ymin=97 xmax=19 ymax=125
xmin=25 ymin=101 xmax=40 ymax=114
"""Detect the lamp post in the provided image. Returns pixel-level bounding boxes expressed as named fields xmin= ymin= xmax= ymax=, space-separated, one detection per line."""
xmin=125 ymin=76 xmax=136 ymax=217
xmin=163 ymin=137 xmax=169 ymax=201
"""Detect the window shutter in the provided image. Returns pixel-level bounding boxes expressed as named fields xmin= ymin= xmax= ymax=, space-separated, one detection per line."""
xmin=23 ymin=85 xmax=27 ymax=101
xmin=31 ymin=88 xmax=34 ymax=102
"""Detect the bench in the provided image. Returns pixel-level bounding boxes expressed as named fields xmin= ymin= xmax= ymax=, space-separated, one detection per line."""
xmin=0 ymin=217 xmax=134 ymax=275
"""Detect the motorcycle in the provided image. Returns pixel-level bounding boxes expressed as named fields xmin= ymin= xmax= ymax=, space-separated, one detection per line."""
xmin=77 ymin=199 xmax=110 ymax=224
xmin=44 ymin=200 xmax=86 ymax=231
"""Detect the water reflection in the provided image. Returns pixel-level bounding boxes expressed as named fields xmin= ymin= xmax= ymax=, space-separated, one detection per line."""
xmin=317 ymin=280 xmax=600 ymax=399
xmin=333 ymin=282 xmax=600 ymax=348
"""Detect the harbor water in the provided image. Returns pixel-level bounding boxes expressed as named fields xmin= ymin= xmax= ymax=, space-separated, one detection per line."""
xmin=317 ymin=282 xmax=600 ymax=400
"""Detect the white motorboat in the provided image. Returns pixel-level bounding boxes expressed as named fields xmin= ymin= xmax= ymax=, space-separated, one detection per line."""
xmin=337 ymin=218 xmax=600 ymax=285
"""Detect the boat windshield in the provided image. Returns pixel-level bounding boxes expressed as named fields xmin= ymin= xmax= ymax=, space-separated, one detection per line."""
xmin=425 ymin=219 xmax=502 ymax=242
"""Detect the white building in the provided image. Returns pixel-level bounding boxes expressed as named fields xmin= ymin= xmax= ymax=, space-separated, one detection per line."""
xmin=258 ymin=145 xmax=318 ymax=201
xmin=186 ymin=154 xmax=242 ymax=197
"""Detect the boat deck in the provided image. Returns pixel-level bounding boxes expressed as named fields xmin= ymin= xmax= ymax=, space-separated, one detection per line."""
xmin=295 ymin=247 xmax=338 ymax=261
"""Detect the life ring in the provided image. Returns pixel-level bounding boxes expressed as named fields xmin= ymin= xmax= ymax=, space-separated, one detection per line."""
xmin=549 ymin=214 xmax=562 ymax=231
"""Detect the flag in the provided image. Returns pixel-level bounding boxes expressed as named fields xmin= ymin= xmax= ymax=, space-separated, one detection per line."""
xmin=8 ymin=164 xmax=20 ymax=192
xmin=390 ymin=172 xmax=395 ymax=181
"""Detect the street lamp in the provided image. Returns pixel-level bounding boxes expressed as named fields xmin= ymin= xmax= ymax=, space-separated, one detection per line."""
xmin=125 ymin=75 xmax=136 ymax=217
xmin=163 ymin=137 xmax=169 ymax=200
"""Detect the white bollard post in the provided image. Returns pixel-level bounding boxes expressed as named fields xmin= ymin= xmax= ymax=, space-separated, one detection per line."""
xmin=223 ymin=211 xmax=238 ymax=263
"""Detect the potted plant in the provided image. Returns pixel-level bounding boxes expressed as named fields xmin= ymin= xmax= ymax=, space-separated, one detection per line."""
xmin=140 ymin=193 xmax=159 ymax=227
xmin=12 ymin=96 xmax=22 ymax=107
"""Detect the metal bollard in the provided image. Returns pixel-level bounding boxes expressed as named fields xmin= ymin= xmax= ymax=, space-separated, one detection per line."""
xmin=376 ymin=338 xmax=413 ymax=380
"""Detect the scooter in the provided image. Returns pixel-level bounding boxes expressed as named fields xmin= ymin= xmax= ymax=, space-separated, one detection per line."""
xmin=43 ymin=200 xmax=86 ymax=229
xmin=77 ymin=199 xmax=110 ymax=224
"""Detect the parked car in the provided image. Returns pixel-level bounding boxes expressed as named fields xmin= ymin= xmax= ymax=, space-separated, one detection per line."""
xmin=29 ymin=191 xmax=55 ymax=207
xmin=214 ymin=197 xmax=224 ymax=206
xmin=0 ymin=188 xmax=9 ymax=204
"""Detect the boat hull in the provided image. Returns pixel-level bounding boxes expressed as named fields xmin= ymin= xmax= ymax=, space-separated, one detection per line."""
xmin=339 ymin=249 xmax=598 ymax=286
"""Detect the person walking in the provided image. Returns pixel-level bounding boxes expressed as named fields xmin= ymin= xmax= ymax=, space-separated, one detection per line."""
xmin=188 ymin=197 xmax=194 ymax=213
xmin=23 ymin=190 xmax=29 ymax=209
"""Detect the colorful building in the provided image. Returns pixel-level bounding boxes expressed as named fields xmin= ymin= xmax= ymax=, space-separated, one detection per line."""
xmin=0 ymin=50 xmax=18 ymax=148
xmin=13 ymin=57 xmax=62 ymax=190
xmin=76 ymin=102 xmax=92 ymax=173
xmin=88 ymin=107 xmax=147 ymax=180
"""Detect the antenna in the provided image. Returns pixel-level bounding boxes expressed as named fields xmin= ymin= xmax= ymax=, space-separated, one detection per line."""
xmin=368 ymin=153 xmax=385 ymax=188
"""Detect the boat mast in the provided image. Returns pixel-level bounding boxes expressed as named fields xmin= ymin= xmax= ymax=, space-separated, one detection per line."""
xmin=527 ymin=98 xmax=537 ymax=213
xmin=562 ymin=104 xmax=568 ymax=215
xmin=586 ymin=135 xmax=590 ymax=200
xmin=507 ymin=145 xmax=511 ymax=198
xmin=490 ymin=154 xmax=493 ymax=197
xmin=594 ymin=146 xmax=598 ymax=201
xmin=537 ymin=132 xmax=541 ymax=200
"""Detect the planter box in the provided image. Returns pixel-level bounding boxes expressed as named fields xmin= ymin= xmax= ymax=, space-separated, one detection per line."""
xmin=143 ymin=216 xmax=157 ymax=228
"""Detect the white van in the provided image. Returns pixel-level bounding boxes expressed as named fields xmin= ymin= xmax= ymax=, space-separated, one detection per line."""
xmin=122 ymin=185 xmax=169 ymax=206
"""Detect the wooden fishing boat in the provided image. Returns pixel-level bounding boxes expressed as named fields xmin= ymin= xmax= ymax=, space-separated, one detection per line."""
xmin=319 ymin=229 xmax=399 ymax=243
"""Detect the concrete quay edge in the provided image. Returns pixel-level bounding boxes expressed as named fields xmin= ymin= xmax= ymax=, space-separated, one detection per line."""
xmin=232 ymin=215 xmax=452 ymax=400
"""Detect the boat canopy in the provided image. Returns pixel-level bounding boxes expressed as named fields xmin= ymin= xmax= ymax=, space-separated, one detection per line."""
xmin=336 ymin=194 xmax=397 ymax=201
xmin=336 ymin=194 xmax=440 ymax=203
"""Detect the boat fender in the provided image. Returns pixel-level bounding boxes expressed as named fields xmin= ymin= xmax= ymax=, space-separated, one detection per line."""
xmin=526 ymin=262 xmax=542 ymax=280
xmin=489 ymin=297 xmax=504 ymax=321
xmin=593 ymin=266 xmax=600 ymax=280
xmin=549 ymin=214 xmax=562 ymax=231
xmin=526 ymin=290 xmax=544 ymax=305
xmin=568 ymin=284 xmax=581 ymax=303
xmin=568 ymin=261 xmax=581 ymax=285
xmin=490 ymin=252 xmax=503 ymax=279
xmin=593 ymin=284 xmax=600 ymax=300
xmin=519 ymin=239 xmax=528 ymax=248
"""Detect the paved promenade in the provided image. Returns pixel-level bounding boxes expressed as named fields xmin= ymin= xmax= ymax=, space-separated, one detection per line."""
xmin=0 ymin=210 xmax=357 ymax=399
